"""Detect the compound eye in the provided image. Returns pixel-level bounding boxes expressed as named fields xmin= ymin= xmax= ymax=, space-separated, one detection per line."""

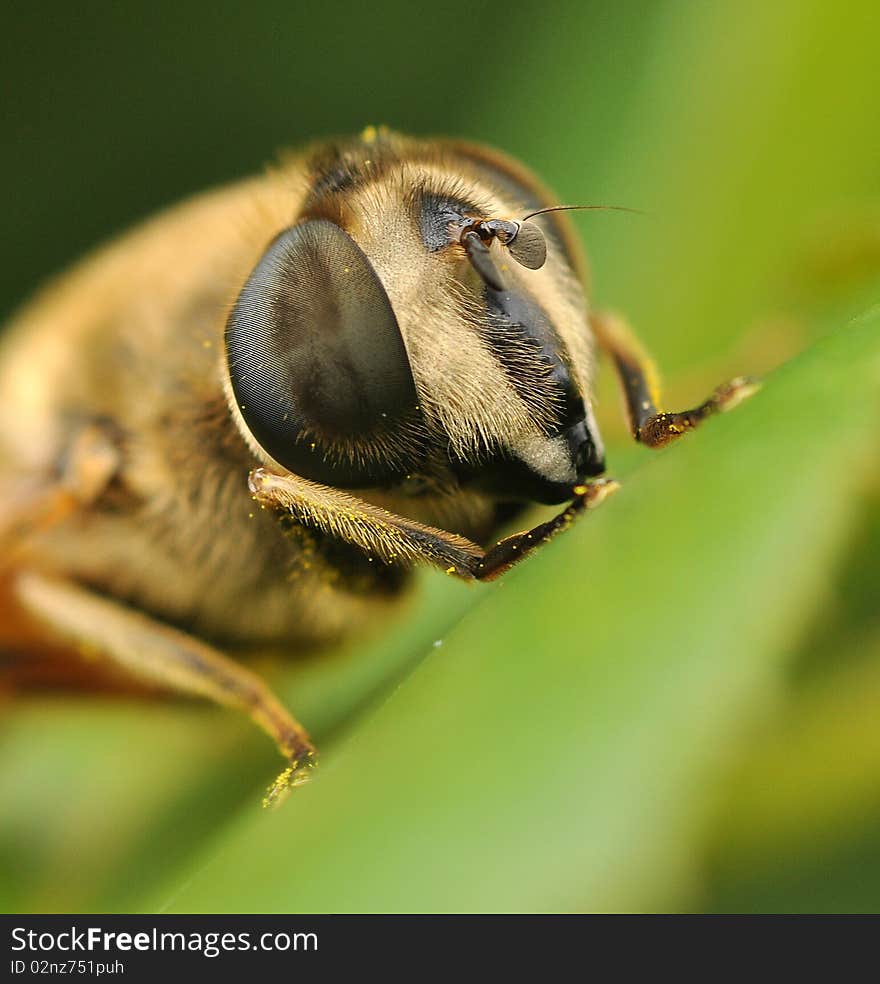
xmin=225 ymin=219 xmax=421 ymax=486
xmin=507 ymin=221 xmax=547 ymax=270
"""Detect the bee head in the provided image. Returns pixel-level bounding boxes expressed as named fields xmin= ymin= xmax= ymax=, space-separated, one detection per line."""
xmin=224 ymin=132 xmax=605 ymax=505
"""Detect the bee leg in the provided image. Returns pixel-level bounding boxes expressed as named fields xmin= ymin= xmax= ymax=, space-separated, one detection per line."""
xmin=249 ymin=468 xmax=617 ymax=582
xmin=471 ymin=478 xmax=619 ymax=581
xmin=0 ymin=421 xmax=121 ymax=567
xmin=591 ymin=311 xmax=759 ymax=448
xmin=13 ymin=571 xmax=316 ymax=806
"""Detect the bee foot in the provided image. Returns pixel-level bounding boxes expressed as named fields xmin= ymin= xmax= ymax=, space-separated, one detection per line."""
xmin=575 ymin=477 xmax=620 ymax=508
xmin=712 ymin=375 xmax=761 ymax=412
xmin=262 ymin=750 xmax=318 ymax=809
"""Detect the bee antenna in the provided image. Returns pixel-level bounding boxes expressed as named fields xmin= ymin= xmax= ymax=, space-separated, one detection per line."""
xmin=520 ymin=204 xmax=645 ymax=222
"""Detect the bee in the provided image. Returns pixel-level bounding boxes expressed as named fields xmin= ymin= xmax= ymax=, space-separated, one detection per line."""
xmin=0 ymin=127 xmax=752 ymax=803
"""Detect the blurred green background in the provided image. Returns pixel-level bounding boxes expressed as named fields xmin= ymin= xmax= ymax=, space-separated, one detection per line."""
xmin=1 ymin=0 xmax=879 ymax=913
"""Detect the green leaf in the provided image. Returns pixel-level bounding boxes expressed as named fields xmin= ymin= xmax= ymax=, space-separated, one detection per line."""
xmin=155 ymin=309 xmax=880 ymax=913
